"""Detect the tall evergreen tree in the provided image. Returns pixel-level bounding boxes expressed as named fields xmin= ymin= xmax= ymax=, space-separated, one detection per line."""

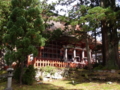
xmin=100 ymin=0 xmax=120 ymax=68
xmin=3 ymin=0 xmax=45 ymax=84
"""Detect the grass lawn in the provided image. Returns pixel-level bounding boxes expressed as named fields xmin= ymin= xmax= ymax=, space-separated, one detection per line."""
xmin=0 ymin=81 xmax=60 ymax=90
xmin=1 ymin=79 xmax=120 ymax=90
xmin=46 ymin=79 xmax=120 ymax=90
xmin=1 ymin=68 xmax=120 ymax=90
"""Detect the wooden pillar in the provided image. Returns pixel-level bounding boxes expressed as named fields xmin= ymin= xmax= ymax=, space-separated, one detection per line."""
xmin=82 ymin=50 xmax=85 ymax=59
xmin=89 ymin=49 xmax=92 ymax=60
xmin=64 ymin=48 xmax=68 ymax=62
xmin=73 ymin=49 xmax=76 ymax=58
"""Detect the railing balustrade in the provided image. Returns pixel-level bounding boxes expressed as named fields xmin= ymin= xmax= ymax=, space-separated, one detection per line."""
xmin=32 ymin=58 xmax=88 ymax=68
xmin=10 ymin=57 xmax=96 ymax=69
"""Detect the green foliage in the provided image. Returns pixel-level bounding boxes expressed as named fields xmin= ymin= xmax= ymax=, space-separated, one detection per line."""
xmin=0 ymin=70 xmax=6 ymax=75
xmin=50 ymin=29 xmax=63 ymax=40
xmin=103 ymin=64 xmax=119 ymax=70
xmin=0 ymin=77 xmax=7 ymax=83
xmin=39 ymin=76 xmax=43 ymax=81
xmin=0 ymin=70 xmax=7 ymax=83
xmin=0 ymin=0 xmax=11 ymax=50
xmin=22 ymin=65 xmax=36 ymax=85
xmin=4 ymin=51 xmax=16 ymax=65
xmin=102 ymin=67 xmax=118 ymax=70
xmin=79 ymin=6 xmax=119 ymax=31
xmin=4 ymin=0 xmax=46 ymax=66
xmin=70 ymin=21 xmax=78 ymax=26
xmin=13 ymin=66 xmax=21 ymax=82
xmin=3 ymin=0 xmax=46 ymax=84
xmin=93 ymin=64 xmax=104 ymax=70
xmin=14 ymin=65 xmax=36 ymax=84
xmin=93 ymin=63 xmax=119 ymax=70
xmin=41 ymin=66 xmax=56 ymax=75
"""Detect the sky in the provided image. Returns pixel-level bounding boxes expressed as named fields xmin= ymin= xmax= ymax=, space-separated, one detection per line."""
xmin=116 ymin=0 xmax=120 ymax=6
xmin=46 ymin=0 xmax=120 ymax=16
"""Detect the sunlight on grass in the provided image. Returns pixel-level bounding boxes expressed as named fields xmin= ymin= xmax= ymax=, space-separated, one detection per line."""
xmin=0 ymin=81 xmax=61 ymax=90
xmin=46 ymin=80 xmax=120 ymax=90
xmin=1 ymin=80 xmax=120 ymax=90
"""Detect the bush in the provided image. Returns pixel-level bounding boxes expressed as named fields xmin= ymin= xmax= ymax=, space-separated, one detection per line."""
xmin=13 ymin=67 xmax=21 ymax=82
xmin=93 ymin=64 xmax=103 ymax=70
xmin=40 ymin=66 xmax=56 ymax=75
xmin=0 ymin=77 xmax=7 ymax=83
xmin=0 ymin=70 xmax=7 ymax=75
xmin=22 ymin=65 xmax=35 ymax=85
xmin=39 ymin=76 xmax=43 ymax=81
xmin=0 ymin=70 xmax=7 ymax=83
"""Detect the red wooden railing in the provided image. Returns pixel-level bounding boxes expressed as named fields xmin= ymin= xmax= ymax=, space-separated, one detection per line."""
xmin=10 ymin=56 xmax=95 ymax=69
xmin=28 ymin=57 xmax=88 ymax=68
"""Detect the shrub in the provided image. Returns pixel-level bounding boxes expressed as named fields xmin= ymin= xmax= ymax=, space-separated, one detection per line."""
xmin=0 ymin=77 xmax=7 ymax=83
xmin=93 ymin=64 xmax=103 ymax=70
xmin=13 ymin=67 xmax=21 ymax=82
xmin=0 ymin=70 xmax=7 ymax=83
xmin=22 ymin=65 xmax=35 ymax=85
xmin=0 ymin=70 xmax=7 ymax=75
xmin=40 ymin=66 xmax=56 ymax=75
xmin=39 ymin=76 xmax=43 ymax=81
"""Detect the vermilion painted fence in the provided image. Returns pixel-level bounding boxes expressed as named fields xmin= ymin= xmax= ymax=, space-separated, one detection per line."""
xmin=28 ymin=57 xmax=88 ymax=68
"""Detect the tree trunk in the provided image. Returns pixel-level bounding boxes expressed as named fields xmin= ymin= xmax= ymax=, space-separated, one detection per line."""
xmin=106 ymin=25 xmax=120 ymax=69
xmin=101 ymin=20 xmax=109 ymax=66
xmin=100 ymin=0 xmax=119 ymax=69
xmin=94 ymin=29 xmax=97 ymax=62
xmin=100 ymin=0 xmax=109 ymax=66
xmin=19 ymin=56 xmax=28 ymax=85
xmin=19 ymin=61 xmax=24 ymax=85
xmin=86 ymin=36 xmax=92 ymax=70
